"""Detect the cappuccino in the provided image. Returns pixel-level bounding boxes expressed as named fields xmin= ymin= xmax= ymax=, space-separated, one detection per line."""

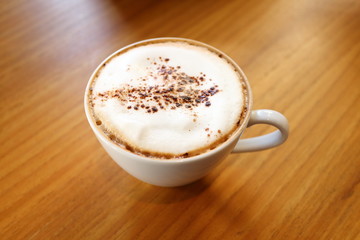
xmin=87 ymin=39 xmax=248 ymax=159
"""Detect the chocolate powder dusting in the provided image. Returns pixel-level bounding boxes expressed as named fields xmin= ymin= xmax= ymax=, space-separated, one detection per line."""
xmin=93 ymin=57 xmax=221 ymax=113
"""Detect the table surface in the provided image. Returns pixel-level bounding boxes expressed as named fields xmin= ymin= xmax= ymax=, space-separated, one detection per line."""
xmin=1 ymin=0 xmax=359 ymax=239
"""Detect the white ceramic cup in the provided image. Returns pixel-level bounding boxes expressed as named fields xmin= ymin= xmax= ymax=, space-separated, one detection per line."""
xmin=84 ymin=38 xmax=289 ymax=187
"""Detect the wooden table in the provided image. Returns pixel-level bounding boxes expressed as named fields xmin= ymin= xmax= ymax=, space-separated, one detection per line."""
xmin=1 ymin=0 xmax=359 ymax=239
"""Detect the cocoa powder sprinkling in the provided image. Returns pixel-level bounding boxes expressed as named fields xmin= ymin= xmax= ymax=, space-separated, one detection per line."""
xmin=93 ymin=57 xmax=221 ymax=113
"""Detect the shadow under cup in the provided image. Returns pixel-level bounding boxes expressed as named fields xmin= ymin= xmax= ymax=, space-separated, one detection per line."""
xmin=84 ymin=38 xmax=259 ymax=187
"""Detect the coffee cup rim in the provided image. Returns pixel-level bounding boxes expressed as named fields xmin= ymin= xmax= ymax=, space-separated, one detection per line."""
xmin=84 ymin=37 xmax=253 ymax=164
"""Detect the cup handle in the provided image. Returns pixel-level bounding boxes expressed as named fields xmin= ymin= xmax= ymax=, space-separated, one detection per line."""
xmin=232 ymin=109 xmax=289 ymax=153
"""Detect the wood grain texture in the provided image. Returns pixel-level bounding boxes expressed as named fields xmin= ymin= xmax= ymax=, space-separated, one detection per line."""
xmin=0 ymin=0 xmax=359 ymax=239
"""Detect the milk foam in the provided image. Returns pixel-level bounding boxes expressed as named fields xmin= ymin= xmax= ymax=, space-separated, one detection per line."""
xmin=89 ymin=41 xmax=245 ymax=158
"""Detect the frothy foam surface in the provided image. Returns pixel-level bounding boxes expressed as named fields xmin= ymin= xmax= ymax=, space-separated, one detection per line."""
xmin=88 ymin=40 xmax=246 ymax=158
